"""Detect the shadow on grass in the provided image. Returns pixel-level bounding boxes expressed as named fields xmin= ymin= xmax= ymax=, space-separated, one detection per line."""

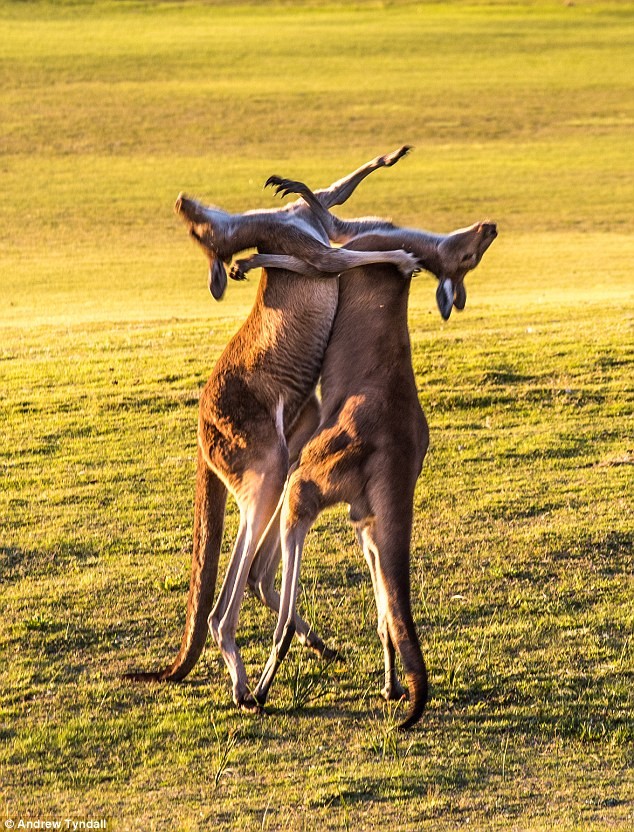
xmin=0 ymin=541 xmax=102 ymax=585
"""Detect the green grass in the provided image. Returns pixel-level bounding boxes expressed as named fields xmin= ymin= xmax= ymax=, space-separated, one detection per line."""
xmin=1 ymin=1 xmax=633 ymax=829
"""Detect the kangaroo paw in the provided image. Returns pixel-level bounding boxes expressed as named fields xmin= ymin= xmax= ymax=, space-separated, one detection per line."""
xmin=397 ymin=250 xmax=420 ymax=277
xmin=229 ymin=262 xmax=248 ymax=282
xmin=382 ymin=145 xmax=412 ymax=167
xmin=265 ymin=174 xmax=292 ymax=195
xmin=265 ymin=176 xmax=303 ymax=200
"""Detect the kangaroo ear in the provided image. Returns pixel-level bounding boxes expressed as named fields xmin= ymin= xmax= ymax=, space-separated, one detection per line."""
xmin=208 ymin=257 xmax=227 ymax=300
xmin=454 ymin=282 xmax=467 ymax=311
xmin=436 ymin=278 xmax=453 ymax=320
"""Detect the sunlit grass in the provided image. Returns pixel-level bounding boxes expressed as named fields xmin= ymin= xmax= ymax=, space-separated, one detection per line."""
xmin=1 ymin=1 xmax=633 ymax=829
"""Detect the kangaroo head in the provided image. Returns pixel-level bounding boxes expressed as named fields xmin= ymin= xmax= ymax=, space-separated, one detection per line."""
xmin=435 ymin=221 xmax=497 ymax=320
xmin=175 ymin=193 xmax=228 ymax=300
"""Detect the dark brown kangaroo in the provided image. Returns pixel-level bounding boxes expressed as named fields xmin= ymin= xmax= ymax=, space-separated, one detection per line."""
xmin=125 ymin=149 xmax=418 ymax=708
xmin=241 ymin=186 xmax=497 ymax=728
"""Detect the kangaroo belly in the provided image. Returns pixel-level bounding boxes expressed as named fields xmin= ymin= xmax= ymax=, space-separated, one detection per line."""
xmin=209 ymin=274 xmax=338 ymax=437
xmin=262 ymin=279 xmax=339 ymax=428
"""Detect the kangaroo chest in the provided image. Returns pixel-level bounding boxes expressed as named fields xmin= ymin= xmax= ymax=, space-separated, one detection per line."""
xmin=233 ymin=274 xmax=339 ymax=431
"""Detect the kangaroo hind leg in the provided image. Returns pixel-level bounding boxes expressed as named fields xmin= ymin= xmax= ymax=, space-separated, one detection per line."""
xmin=362 ymin=490 xmax=428 ymax=730
xmin=246 ymin=396 xmax=339 ymax=661
xmin=209 ymin=443 xmax=289 ymax=711
xmin=252 ymin=467 xmax=323 ymax=707
xmin=354 ymin=519 xmax=407 ymax=702
xmin=316 ymin=145 xmax=411 ymax=210
xmin=232 ymin=242 xmax=418 ymax=281
xmin=247 ymin=518 xmax=338 ymax=663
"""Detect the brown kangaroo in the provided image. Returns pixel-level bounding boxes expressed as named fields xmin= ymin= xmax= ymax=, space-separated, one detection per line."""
xmin=237 ymin=185 xmax=497 ymax=728
xmin=125 ymin=148 xmax=419 ymax=709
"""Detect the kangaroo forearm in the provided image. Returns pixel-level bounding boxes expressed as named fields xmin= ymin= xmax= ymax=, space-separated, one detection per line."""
xmin=234 ymin=248 xmax=416 ymax=280
xmin=347 ymin=228 xmax=442 ymax=269
xmin=315 ymin=158 xmax=384 ymax=209
xmin=315 ymin=145 xmax=411 ymax=209
xmin=311 ymin=248 xmax=406 ymax=273
xmin=235 ymin=253 xmax=330 ymax=280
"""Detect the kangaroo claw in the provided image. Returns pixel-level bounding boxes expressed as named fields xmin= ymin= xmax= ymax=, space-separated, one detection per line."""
xmin=265 ymin=176 xmax=303 ymax=201
xmin=265 ymin=175 xmax=284 ymax=190
xmin=382 ymin=145 xmax=412 ymax=167
xmin=229 ymin=262 xmax=247 ymax=282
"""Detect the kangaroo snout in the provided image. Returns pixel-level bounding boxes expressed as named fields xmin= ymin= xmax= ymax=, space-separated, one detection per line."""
xmin=174 ymin=193 xmax=202 ymax=224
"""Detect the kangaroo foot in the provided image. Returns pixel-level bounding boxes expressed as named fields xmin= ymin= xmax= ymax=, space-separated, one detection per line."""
xmin=304 ymin=634 xmax=343 ymax=663
xmin=236 ymin=691 xmax=265 ymax=714
xmin=308 ymin=643 xmax=343 ymax=663
xmin=381 ymin=681 xmax=408 ymax=702
xmin=321 ymin=645 xmax=344 ymax=663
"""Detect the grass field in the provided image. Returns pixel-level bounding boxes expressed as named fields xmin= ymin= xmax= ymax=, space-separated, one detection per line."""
xmin=1 ymin=1 xmax=633 ymax=829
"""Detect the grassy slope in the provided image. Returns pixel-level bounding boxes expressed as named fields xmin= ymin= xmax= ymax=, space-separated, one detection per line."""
xmin=1 ymin=1 xmax=632 ymax=829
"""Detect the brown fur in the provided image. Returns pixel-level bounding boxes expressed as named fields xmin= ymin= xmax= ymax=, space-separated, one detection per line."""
xmin=124 ymin=149 xmax=417 ymax=706
xmin=248 ymin=192 xmax=497 ymax=728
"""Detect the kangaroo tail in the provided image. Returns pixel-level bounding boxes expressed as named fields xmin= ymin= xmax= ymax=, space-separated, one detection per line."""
xmin=398 ymin=651 xmax=429 ymax=731
xmin=124 ymin=448 xmax=227 ymax=683
xmin=383 ymin=586 xmax=428 ymax=730
xmin=395 ymin=632 xmax=428 ymax=730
